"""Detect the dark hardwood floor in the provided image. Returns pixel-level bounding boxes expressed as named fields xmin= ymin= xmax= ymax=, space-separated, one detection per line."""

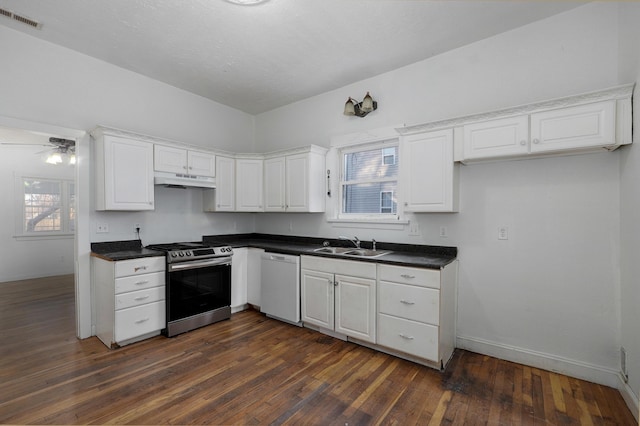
xmin=0 ymin=275 xmax=636 ymax=425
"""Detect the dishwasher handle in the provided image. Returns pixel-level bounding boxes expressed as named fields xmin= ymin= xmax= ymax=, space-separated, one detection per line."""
xmin=261 ymin=252 xmax=300 ymax=264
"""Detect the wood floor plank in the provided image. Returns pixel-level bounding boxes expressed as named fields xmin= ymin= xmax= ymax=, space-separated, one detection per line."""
xmin=0 ymin=275 xmax=636 ymax=425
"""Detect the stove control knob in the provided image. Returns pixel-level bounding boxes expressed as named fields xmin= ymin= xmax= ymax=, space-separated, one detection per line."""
xmin=179 ymin=252 xmax=184 ymax=257
xmin=171 ymin=253 xmax=177 ymax=258
xmin=186 ymin=252 xmax=192 ymax=256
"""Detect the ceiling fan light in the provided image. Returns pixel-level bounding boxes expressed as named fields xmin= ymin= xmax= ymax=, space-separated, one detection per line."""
xmin=344 ymin=98 xmax=356 ymax=116
xmin=46 ymin=152 xmax=62 ymax=164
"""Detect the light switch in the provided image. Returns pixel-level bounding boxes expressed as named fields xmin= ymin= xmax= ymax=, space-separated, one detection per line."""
xmin=498 ymin=226 xmax=508 ymax=240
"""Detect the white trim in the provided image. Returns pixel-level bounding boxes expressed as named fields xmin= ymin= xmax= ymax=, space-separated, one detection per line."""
xmin=617 ymin=375 xmax=640 ymax=422
xmin=456 ymin=335 xmax=620 ymax=388
xmin=330 ymin=125 xmax=403 ymax=148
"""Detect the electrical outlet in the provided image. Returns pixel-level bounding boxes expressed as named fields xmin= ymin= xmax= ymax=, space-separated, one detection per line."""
xmin=289 ymin=221 xmax=293 ymax=231
xmin=439 ymin=226 xmax=448 ymax=238
xmin=97 ymin=223 xmax=109 ymax=233
xmin=134 ymin=223 xmax=141 ymax=232
xmin=409 ymin=221 xmax=421 ymax=236
xmin=498 ymin=226 xmax=508 ymax=240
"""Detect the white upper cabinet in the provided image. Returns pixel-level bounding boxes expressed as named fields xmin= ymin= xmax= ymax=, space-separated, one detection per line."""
xmin=530 ymin=101 xmax=615 ymax=153
xmin=203 ymin=155 xmax=235 ymax=212
xmin=154 ymin=145 xmax=215 ymax=177
xmin=92 ymin=129 xmax=155 ymax=211
xmin=264 ymin=147 xmax=327 ymax=213
xmin=397 ymin=84 xmax=633 ymax=164
xmin=264 ymin=156 xmax=286 ymax=212
xmin=235 ymin=157 xmax=264 ymax=212
xmin=401 ymin=129 xmax=458 ymax=213
xmin=463 ymin=115 xmax=529 ymax=160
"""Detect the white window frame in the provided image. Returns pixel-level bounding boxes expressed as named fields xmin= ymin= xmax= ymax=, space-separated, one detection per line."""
xmin=382 ymin=147 xmax=396 ymax=165
xmin=14 ymin=175 xmax=75 ymax=238
xmin=338 ymin=139 xmax=400 ymax=221
xmin=380 ymin=190 xmax=394 ymax=213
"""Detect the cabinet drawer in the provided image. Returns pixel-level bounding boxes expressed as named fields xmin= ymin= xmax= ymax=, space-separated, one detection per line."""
xmin=115 ymin=271 xmax=165 ymax=294
xmin=377 ymin=264 xmax=440 ymax=289
xmin=378 ymin=313 xmax=439 ymax=362
xmin=379 ymin=281 xmax=439 ymax=325
xmin=115 ymin=301 xmax=165 ymax=342
xmin=115 ymin=257 xmax=165 ymax=278
xmin=115 ymin=286 xmax=165 ymax=310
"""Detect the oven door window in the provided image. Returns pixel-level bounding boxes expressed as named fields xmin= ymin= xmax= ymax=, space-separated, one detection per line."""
xmin=168 ymin=264 xmax=231 ymax=322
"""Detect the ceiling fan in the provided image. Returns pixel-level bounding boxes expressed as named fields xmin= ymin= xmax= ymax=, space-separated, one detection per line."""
xmin=0 ymin=136 xmax=76 ymax=165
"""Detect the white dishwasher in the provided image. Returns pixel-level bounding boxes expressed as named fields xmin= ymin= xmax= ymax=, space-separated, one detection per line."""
xmin=260 ymin=252 xmax=301 ymax=325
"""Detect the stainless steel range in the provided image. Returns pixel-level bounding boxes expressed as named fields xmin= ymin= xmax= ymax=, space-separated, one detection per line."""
xmin=146 ymin=242 xmax=233 ymax=337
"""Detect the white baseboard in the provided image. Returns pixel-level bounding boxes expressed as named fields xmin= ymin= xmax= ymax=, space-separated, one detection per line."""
xmin=457 ymin=335 xmax=639 ymax=420
xmin=457 ymin=335 xmax=619 ymax=387
xmin=617 ymin=374 xmax=639 ymax=422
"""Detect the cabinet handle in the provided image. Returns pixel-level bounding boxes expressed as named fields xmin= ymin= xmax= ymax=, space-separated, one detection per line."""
xmin=134 ymin=266 xmax=148 ymax=272
xmin=399 ymin=333 xmax=414 ymax=340
xmin=134 ymin=280 xmax=149 ymax=286
xmin=520 ymin=140 xmax=526 ymax=146
xmin=400 ymin=274 xmax=415 ymax=279
xmin=532 ymin=138 xmax=540 ymax=144
xmin=404 ymin=202 xmax=408 ymax=206
xmin=134 ymin=295 xmax=150 ymax=301
xmin=135 ymin=317 xmax=150 ymax=324
xmin=400 ymin=299 xmax=415 ymax=305
xmin=189 ymin=166 xmax=193 ymax=170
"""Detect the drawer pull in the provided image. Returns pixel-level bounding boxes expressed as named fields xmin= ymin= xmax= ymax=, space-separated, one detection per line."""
xmin=400 ymin=274 xmax=415 ymax=279
xmin=134 ymin=295 xmax=150 ymax=301
xmin=399 ymin=333 xmax=415 ymax=340
xmin=134 ymin=266 xmax=148 ymax=272
xmin=134 ymin=280 xmax=149 ymax=286
xmin=135 ymin=317 xmax=150 ymax=324
xmin=400 ymin=299 xmax=415 ymax=305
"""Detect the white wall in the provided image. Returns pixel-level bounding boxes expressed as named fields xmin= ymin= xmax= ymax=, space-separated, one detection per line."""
xmin=618 ymin=3 xmax=640 ymax=415
xmin=254 ymin=2 xmax=630 ymax=388
xmin=0 ymin=24 xmax=258 ymax=246
xmin=0 ymin=144 xmax=75 ymax=281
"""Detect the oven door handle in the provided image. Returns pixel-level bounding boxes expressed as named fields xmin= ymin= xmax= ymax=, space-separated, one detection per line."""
xmin=168 ymin=257 xmax=232 ymax=272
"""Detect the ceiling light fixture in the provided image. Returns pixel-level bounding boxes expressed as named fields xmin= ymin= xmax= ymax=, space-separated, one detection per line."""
xmin=344 ymin=92 xmax=377 ymax=118
xmin=224 ymin=0 xmax=270 ymax=5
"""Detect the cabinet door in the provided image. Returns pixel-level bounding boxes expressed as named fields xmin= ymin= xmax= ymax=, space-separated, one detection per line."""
xmin=530 ymin=100 xmax=615 ymax=153
xmin=301 ymin=269 xmax=334 ymax=329
xmin=101 ymin=135 xmax=154 ymax=210
xmin=264 ymin=157 xmax=286 ymax=212
xmin=285 ymin=153 xmax=310 ymax=212
xmin=463 ymin=115 xmax=529 ymax=160
xmin=154 ymin=145 xmax=188 ymax=174
xmin=236 ymin=159 xmax=263 ymax=212
xmin=401 ymin=129 xmax=456 ymax=212
xmin=335 ymin=274 xmax=376 ymax=343
xmin=188 ymin=150 xmax=216 ymax=177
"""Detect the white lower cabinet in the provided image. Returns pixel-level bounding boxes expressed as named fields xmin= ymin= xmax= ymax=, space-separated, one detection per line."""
xmin=301 ymin=256 xmax=376 ymax=343
xmin=93 ymin=256 xmax=166 ymax=348
xmin=377 ymin=262 xmax=457 ymax=369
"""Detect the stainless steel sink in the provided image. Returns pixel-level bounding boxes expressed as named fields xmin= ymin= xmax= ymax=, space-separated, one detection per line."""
xmin=313 ymin=247 xmax=391 ymax=258
xmin=313 ymin=247 xmax=355 ymax=254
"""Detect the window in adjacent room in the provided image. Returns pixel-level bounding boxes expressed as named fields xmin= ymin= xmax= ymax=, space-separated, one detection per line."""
xmin=339 ymin=140 xmax=399 ymax=219
xmin=16 ymin=177 xmax=75 ymax=237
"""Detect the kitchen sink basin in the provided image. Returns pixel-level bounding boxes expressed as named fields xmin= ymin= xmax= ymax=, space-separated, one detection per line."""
xmin=313 ymin=247 xmax=391 ymax=258
xmin=313 ymin=247 xmax=355 ymax=254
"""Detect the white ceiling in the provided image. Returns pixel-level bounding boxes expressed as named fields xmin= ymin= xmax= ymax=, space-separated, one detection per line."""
xmin=0 ymin=0 xmax=583 ymax=115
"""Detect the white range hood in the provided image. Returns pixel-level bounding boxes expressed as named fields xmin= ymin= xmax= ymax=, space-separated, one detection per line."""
xmin=154 ymin=171 xmax=216 ymax=189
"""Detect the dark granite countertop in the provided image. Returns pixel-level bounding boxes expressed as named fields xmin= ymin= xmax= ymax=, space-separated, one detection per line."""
xmin=203 ymin=233 xmax=457 ymax=269
xmin=90 ymin=234 xmax=457 ymax=269
xmin=91 ymin=240 xmax=164 ymax=262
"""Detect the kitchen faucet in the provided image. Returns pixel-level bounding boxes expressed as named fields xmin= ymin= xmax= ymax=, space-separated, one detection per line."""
xmin=339 ymin=235 xmax=360 ymax=249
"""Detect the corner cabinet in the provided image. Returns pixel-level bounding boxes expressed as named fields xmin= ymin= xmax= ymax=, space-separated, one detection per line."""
xmin=264 ymin=146 xmax=327 ymax=213
xmin=400 ymin=129 xmax=458 ymax=212
xmin=92 ymin=128 xmax=155 ymax=211
xmin=92 ymin=255 xmax=166 ymax=348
